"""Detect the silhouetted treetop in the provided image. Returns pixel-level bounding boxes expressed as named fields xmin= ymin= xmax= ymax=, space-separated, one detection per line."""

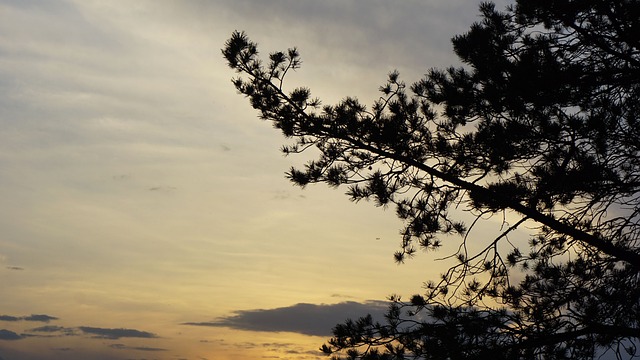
xmin=223 ymin=0 xmax=639 ymax=358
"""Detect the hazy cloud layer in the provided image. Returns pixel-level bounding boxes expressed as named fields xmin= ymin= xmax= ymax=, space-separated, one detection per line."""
xmin=0 ymin=0 xmax=501 ymax=359
xmin=184 ymin=300 xmax=389 ymax=336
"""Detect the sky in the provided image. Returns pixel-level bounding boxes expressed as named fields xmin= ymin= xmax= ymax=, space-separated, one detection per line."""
xmin=0 ymin=1 xmax=508 ymax=359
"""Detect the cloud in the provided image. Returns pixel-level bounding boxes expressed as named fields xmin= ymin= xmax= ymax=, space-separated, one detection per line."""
xmin=183 ymin=300 xmax=389 ymax=336
xmin=23 ymin=314 xmax=58 ymax=323
xmin=0 ymin=329 xmax=22 ymax=340
xmin=148 ymin=186 xmax=177 ymax=192
xmin=78 ymin=326 xmax=157 ymax=339
xmin=23 ymin=324 xmax=158 ymax=340
xmin=5 ymin=266 xmax=24 ymax=271
xmin=29 ymin=325 xmax=65 ymax=333
xmin=26 ymin=325 xmax=78 ymax=337
xmin=330 ymin=293 xmax=355 ymax=299
xmin=0 ymin=314 xmax=58 ymax=323
xmin=109 ymin=343 xmax=167 ymax=351
xmin=24 ymin=325 xmax=161 ymax=342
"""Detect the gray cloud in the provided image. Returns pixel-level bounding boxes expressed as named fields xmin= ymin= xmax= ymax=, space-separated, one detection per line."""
xmin=174 ymin=0 xmax=480 ymax=67
xmin=29 ymin=325 xmax=65 ymax=333
xmin=0 ymin=314 xmax=58 ymax=323
xmin=109 ymin=343 xmax=167 ymax=351
xmin=22 ymin=324 xmax=157 ymax=340
xmin=148 ymin=186 xmax=177 ymax=192
xmin=183 ymin=300 xmax=389 ymax=336
xmin=23 ymin=314 xmax=58 ymax=323
xmin=78 ymin=326 xmax=157 ymax=339
xmin=26 ymin=325 xmax=78 ymax=337
xmin=0 ymin=329 xmax=22 ymax=340
xmin=5 ymin=266 xmax=24 ymax=271
xmin=330 ymin=293 xmax=355 ymax=299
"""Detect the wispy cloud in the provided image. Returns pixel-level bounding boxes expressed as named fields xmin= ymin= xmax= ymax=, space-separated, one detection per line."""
xmin=20 ymin=324 xmax=158 ymax=341
xmin=51 ymin=347 xmax=72 ymax=351
xmin=23 ymin=314 xmax=58 ymax=323
xmin=148 ymin=186 xmax=177 ymax=192
xmin=183 ymin=300 xmax=389 ymax=336
xmin=0 ymin=314 xmax=58 ymax=323
xmin=27 ymin=325 xmax=77 ymax=337
xmin=29 ymin=325 xmax=65 ymax=333
xmin=78 ymin=326 xmax=158 ymax=339
xmin=109 ymin=343 xmax=167 ymax=351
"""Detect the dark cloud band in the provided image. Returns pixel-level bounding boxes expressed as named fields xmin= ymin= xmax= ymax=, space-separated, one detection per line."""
xmin=78 ymin=327 xmax=157 ymax=339
xmin=0 ymin=314 xmax=58 ymax=323
xmin=183 ymin=300 xmax=389 ymax=337
xmin=109 ymin=343 xmax=167 ymax=351
xmin=12 ymin=324 xmax=158 ymax=341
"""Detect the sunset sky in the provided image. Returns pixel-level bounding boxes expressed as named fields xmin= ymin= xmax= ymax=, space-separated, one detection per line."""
xmin=0 ymin=1 xmax=509 ymax=359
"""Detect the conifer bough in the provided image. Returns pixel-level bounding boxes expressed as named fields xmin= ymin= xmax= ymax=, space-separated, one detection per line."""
xmin=223 ymin=1 xmax=640 ymax=358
